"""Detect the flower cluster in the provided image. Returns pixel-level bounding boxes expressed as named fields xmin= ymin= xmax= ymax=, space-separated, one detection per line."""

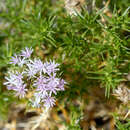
xmin=4 ymin=47 xmax=66 ymax=109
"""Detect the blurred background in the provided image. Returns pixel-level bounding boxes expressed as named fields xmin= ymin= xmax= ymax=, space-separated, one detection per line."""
xmin=0 ymin=0 xmax=130 ymax=130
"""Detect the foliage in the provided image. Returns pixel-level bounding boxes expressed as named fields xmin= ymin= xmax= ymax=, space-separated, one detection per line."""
xmin=113 ymin=114 xmax=130 ymax=130
xmin=0 ymin=0 xmax=130 ymax=129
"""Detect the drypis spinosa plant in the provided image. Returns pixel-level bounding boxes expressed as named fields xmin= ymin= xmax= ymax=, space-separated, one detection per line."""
xmin=4 ymin=47 xmax=66 ymax=110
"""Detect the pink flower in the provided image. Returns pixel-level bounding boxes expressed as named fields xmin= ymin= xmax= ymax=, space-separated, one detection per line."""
xmin=10 ymin=54 xmax=19 ymax=65
xmin=20 ymin=47 xmax=33 ymax=58
xmin=57 ymin=79 xmax=66 ymax=91
xmin=30 ymin=58 xmax=46 ymax=75
xmin=14 ymin=84 xmax=28 ymax=98
xmin=4 ymin=46 xmax=67 ymax=109
xmin=44 ymin=60 xmax=59 ymax=75
xmin=43 ymin=96 xmax=56 ymax=109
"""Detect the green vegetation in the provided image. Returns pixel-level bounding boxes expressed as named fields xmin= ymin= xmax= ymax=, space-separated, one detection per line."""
xmin=0 ymin=0 xmax=129 ymax=129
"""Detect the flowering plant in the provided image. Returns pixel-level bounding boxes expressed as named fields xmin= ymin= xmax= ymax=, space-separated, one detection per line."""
xmin=4 ymin=47 xmax=66 ymax=110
